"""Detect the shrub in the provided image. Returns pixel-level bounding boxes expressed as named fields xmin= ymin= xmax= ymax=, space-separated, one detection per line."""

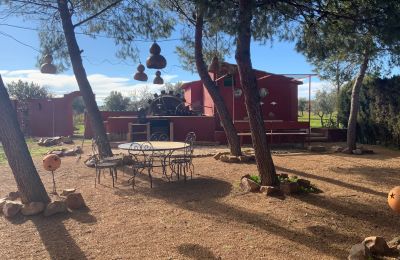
xmin=338 ymin=75 xmax=400 ymax=147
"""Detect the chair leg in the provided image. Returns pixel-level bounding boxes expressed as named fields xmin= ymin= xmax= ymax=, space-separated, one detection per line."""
xmin=98 ymin=169 xmax=101 ymax=184
xmin=190 ymin=163 xmax=194 ymax=179
xmin=95 ymin=168 xmax=97 ymax=187
xmin=183 ymin=163 xmax=187 ymax=182
xmin=114 ymin=167 xmax=118 ymax=181
xmin=148 ymin=168 xmax=152 ymax=188
xmin=132 ymin=168 xmax=137 ymax=190
xmin=109 ymin=168 xmax=115 ymax=188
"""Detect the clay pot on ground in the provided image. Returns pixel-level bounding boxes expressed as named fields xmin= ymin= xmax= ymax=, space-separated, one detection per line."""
xmin=42 ymin=154 xmax=61 ymax=171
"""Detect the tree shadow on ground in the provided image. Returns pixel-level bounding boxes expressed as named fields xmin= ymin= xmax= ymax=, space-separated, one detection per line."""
xmin=277 ymin=167 xmax=397 ymax=230
xmin=328 ymin=165 xmax=400 ymax=186
xmin=276 ymin=166 xmax=387 ymax=198
xmin=114 ymin=176 xmax=350 ymax=258
xmin=177 ymin=243 xmax=220 ymax=260
xmin=29 ymin=207 xmax=96 ymax=260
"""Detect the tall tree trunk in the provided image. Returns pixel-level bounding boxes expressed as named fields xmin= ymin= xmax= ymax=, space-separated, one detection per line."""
xmin=346 ymin=52 xmax=369 ymax=152
xmin=335 ymin=62 xmax=341 ymax=127
xmin=235 ymin=0 xmax=277 ymax=186
xmin=0 ymin=75 xmax=50 ymax=204
xmin=57 ymin=0 xmax=112 ymax=157
xmin=194 ymin=7 xmax=241 ymax=156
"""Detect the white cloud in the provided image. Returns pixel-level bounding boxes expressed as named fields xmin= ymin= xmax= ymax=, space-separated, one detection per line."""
xmin=298 ymin=80 xmax=331 ymax=99
xmin=1 ymin=69 xmax=179 ymax=102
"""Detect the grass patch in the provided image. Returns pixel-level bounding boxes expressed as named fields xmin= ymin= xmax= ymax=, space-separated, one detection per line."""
xmin=0 ymin=138 xmax=51 ymax=164
xmin=298 ymin=112 xmax=337 ymax=128
xmin=74 ymin=123 xmax=85 ymax=135
xmin=248 ymin=175 xmax=260 ymax=184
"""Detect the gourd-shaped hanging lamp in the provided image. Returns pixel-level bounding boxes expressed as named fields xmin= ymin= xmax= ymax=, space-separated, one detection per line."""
xmin=40 ymin=54 xmax=57 ymax=74
xmin=208 ymin=56 xmax=220 ymax=73
xmin=146 ymin=42 xmax=167 ymax=69
xmin=153 ymin=70 xmax=164 ymax=84
xmin=133 ymin=63 xmax=148 ymax=81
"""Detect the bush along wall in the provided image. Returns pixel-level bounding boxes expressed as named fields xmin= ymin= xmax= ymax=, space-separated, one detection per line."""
xmin=338 ymin=75 xmax=400 ymax=147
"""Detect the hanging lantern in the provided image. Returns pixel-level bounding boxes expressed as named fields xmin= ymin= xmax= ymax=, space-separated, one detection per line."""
xmin=40 ymin=54 xmax=57 ymax=74
xmin=208 ymin=56 xmax=219 ymax=73
xmin=146 ymin=42 xmax=167 ymax=69
xmin=153 ymin=70 xmax=164 ymax=84
xmin=133 ymin=64 xmax=148 ymax=81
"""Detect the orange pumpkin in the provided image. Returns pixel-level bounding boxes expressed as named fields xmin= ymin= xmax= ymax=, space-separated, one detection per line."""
xmin=42 ymin=154 xmax=61 ymax=171
xmin=388 ymin=186 xmax=400 ymax=213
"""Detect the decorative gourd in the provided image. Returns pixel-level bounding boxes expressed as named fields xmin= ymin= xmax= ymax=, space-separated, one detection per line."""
xmin=133 ymin=64 xmax=148 ymax=81
xmin=42 ymin=154 xmax=61 ymax=171
xmin=40 ymin=54 xmax=57 ymax=74
xmin=153 ymin=70 xmax=164 ymax=84
xmin=388 ymin=186 xmax=400 ymax=213
xmin=146 ymin=42 xmax=167 ymax=69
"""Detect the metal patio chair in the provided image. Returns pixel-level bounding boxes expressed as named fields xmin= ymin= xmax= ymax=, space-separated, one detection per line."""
xmin=91 ymin=139 xmax=119 ymax=187
xmin=128 ymin=142 xmax=154 ymax=189
xmin=170 ymin=132 xmax=196 ymax=181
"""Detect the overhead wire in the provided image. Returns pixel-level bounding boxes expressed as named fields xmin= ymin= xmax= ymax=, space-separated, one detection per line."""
xmin=0 ymin=22 xmax=182 ymax=42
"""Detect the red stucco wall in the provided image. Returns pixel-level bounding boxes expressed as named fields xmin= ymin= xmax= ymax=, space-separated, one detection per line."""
xmin=84 ymin=111 xmax=139 ymax=138
xmin=102 ymin=116 xmax=216 ymax=142
xmin=13 ymin=91 xmax=80 ymax=137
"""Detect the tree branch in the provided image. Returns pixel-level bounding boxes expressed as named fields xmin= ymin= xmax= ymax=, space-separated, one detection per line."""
xmin=9 ymin=0 xmax=58 ymax=10
xmin=166 ymin=0 xmax=196 ymax=26
xmin=73 ymin=0 xmax=122 ymax=28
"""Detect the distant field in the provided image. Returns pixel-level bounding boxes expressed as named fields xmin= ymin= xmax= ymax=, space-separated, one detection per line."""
xmin=298 ymin=112 xmax=336 ymax=128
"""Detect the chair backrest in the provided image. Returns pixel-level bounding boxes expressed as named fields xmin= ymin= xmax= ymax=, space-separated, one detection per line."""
xmin=128 ymin=142 xmax=154 ymax=164
xmin=91 ymin=138 xmax=101 ymax=163
xmin=185 ymin=132 xmax=196 ymax=146
xmin=184 ymin=132 xmax=196 ymax=158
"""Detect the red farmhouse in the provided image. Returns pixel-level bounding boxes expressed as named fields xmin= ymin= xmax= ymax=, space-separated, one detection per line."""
xmin=91 ymin=62 xmax=310 ymax=144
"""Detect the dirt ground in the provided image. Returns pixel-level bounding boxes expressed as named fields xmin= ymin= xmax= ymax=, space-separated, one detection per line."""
xmin=0 ymin=142 xmax=399 ymax=260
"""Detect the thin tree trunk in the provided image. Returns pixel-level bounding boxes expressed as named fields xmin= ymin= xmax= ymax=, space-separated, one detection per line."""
xmin=335 ymin=62 xmax=341 ymax=127
xmin=347 ymin=52 xmax=369 ymax=152
xmin=0 ymin=75 xmax=50 ymax=204
xmin=57 ymin=0 xmax=112 ymax=157
xmin=194 ymin=7 xmax=241 ymax=156
xmin=235 ymin=0 xmax=277 ymax=186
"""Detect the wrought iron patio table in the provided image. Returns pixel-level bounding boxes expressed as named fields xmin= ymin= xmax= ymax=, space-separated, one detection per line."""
xmin=118 ymin=141 xmax=188 ymax=180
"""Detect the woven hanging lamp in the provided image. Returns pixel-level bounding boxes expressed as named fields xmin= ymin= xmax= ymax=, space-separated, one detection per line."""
xmin=146 ymin=42 xmax=167 ymax=69
xmin=133 ymin=64 xmax=148 ymax=81
xmin=153 ymin=70 xmax=164 ymax=84
xmin=40 ymin=54 xmax=57 ymax=74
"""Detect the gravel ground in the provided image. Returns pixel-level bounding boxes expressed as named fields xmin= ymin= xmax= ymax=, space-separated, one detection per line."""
xmin=0 ymin=142 xmax=399 ymax=259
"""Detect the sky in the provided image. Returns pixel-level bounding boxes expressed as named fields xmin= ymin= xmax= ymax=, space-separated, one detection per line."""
xmin=0 ymin=10 xmax=327 ymax=104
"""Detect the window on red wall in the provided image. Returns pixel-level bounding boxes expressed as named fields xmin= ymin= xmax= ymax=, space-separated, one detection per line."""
xmin=224 ymin=75 xmax=234 ymax=87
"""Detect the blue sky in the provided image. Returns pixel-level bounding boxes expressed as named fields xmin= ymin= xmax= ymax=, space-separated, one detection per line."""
xmin=0 ymin=13 xmax=324 ymax=103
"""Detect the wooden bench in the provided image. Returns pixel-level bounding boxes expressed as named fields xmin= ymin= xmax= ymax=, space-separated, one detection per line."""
xmin=238 ymin=129 xmax=309 ymax=145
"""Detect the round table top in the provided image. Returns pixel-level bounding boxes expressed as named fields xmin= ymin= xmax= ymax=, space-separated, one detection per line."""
xmin=118 ymin=141 xmax=188 ymax=151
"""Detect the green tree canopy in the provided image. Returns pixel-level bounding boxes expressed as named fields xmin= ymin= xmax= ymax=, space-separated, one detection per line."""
xmin=7 ymin=80 xmax=51 ymax=100
xmin=298 ymin=97 xmax=308 ymax=116
xmin=104 ymin=91 xmax=131 ymax=111
xmin=72 ymin=96 xmax=85 ymax=114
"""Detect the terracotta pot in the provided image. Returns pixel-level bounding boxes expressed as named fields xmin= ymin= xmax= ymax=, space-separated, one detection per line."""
xmin=388 ymin=186 xmax=400 ymax=213
xmin=42 ymin=154 xmax=61 ymax=171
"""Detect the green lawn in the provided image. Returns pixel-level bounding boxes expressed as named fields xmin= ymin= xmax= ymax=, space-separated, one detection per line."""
xmin=74 ymin=123 xmax=85 ymax=135
xmin=0 ymin=138 xmax=51 ymax=164
xmin=298 ymin=112 xmax=335 ymax=128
